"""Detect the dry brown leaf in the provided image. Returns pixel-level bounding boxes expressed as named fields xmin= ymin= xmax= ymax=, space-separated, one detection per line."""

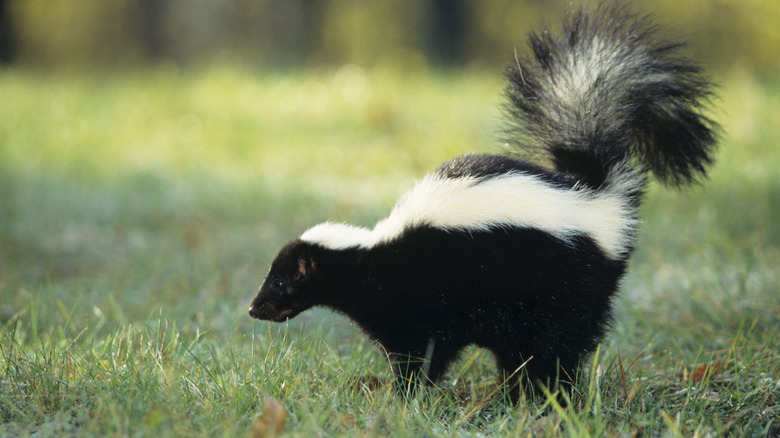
xmin=690 ymin=358 xmax=723 ymax=383
xmin=349 ymin=375 xmax=384 ymax=392
xmin=339 ymin=413 xmax=358 ymax=428
xmin=528 ymin=413 xmax=562 ymax=436
xmin=247 ymin=395 xmax=286 ymax=438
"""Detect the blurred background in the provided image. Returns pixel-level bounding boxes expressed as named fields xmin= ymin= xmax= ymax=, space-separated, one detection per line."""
xmin=1 ymin=0 xmax=779 ymax=74
xmin=1 ymin=0 xmax=778 ymax=328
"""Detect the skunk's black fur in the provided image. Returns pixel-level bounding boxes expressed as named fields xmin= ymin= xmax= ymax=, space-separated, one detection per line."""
xmin=248 ymin=3 xmax=718 ymax=400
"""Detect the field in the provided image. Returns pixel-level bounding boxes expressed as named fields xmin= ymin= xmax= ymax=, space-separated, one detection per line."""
xmin=1 ymin=65 xmax=778 ymax=436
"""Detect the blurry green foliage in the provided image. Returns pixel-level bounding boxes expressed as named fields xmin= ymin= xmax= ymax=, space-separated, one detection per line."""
xmin=10 ymin=0 xmax=141 ymax=65
xmin=4 ymin=0 xmax=780 ymax=74
xmin=653 ymin=0 xmax=780 ymax=75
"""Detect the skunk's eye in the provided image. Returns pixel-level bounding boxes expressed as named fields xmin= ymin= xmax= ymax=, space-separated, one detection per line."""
xmin=272 ymin=279 xmax=283 ymax=288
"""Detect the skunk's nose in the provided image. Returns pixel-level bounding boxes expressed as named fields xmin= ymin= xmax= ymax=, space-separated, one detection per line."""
xmin=248 ymin=306 xmax=258 ymax=318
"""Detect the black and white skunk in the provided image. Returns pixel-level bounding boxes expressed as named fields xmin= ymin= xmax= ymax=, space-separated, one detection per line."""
xmin=248 ymin=4 xmax=718 ymax=398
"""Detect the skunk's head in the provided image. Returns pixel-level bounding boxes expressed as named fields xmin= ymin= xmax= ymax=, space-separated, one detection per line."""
xmin=249 ymin=239 xmax=322 ymax=322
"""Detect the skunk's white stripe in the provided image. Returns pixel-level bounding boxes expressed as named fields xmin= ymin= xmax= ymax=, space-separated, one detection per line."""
xmin=301 ymin=222 xmax=372 ymax=250
xmin=300 ymin=172 xmax=639 ymax=259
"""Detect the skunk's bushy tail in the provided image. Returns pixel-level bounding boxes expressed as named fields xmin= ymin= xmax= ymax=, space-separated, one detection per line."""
xmin=504 ymin=4 xmax=718 ymax=190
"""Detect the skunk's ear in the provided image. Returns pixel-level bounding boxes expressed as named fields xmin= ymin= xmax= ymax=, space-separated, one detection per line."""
xmin=295 ymin=245 xmax=317 ymax=279
xmin=297 ymin=255 xmax=315 ymax=278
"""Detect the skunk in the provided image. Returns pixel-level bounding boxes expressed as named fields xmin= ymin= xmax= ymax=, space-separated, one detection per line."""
xmin=248 ymin=3 xmax=718 ymax=399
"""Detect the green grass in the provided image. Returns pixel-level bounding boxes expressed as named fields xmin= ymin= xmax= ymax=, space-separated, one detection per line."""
xmin=1 ymin=65 xmax=778 ymax=437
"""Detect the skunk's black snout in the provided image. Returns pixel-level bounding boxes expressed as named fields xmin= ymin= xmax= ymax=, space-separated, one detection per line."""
xmin=248 ymin=291 xmax=264 ymax=319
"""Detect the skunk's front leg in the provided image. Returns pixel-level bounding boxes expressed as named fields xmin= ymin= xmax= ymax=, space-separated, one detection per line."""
xmin=386 ymin=337 xmax=460 ymax=395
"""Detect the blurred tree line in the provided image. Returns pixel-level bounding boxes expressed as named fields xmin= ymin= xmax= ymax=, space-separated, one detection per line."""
xmin=1 ymin=0 xmax=778 ymax=74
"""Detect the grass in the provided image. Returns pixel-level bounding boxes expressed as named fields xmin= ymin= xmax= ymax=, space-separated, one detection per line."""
xmin=1 ymin=64 xmax=778 ymax=436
